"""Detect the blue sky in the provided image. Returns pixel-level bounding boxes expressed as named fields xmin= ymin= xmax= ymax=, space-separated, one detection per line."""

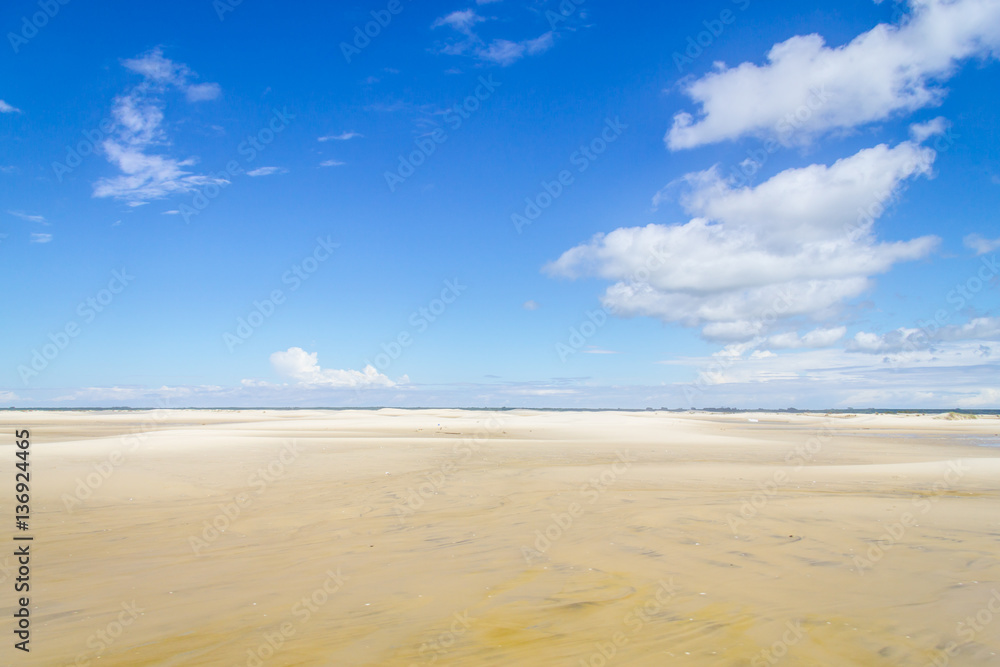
xmin=2 ymin=0 xmax=999 ymax=408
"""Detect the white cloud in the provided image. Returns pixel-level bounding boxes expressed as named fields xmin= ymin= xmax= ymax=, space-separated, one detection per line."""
xmin=247 ymin=166 xmax=287 ymax=177
xmin=503 ymin=387 xmax=578 ymax=396
xmin=432 ymin=8 xmax=554 ymax=65
xmin=30 ymin=233 xmax=52 ymax=243
xmin=184 ymin=82 xmax=222 ymax=102
xmin=8 ymin=210 xmax=46 ymax=223
xmin=523 ymin=300 xmax=540 ymax=310
xmin=0 ymin=100 xmax=21 ymax=113
xmin=546 ymin=141 xmax=939 ymax=341
xmin=93 ymin=49 xmax=224 ymax=205
xmin=766 ymin=327 xmax=847 ymax=350
xmin=478 ymin=33 xmax=553 ymax=65
xmin=433 ymin=9 xmax=485 ymax=35
xmin=667 ymin=0 xmax=1000 ymax=149
xmin=964 ymin=233 xmax=1000 ymax=255
xmin=848 ymin=317 xmax=1000 ymax=354
xmin=319 ymin=159 xmax=345 ymax=167
xmin=318 ymin=131 xmax=362 ymax=142
xmin=11 ymin=361 xmax=996 ymax=408
xmin=121 ymin=49 xmax=221 ymax=100
xmin=270 ymin=347 xmax=397 ymax=388
xmin=909 ymin=116 xmax=949 ymax=142
xmin=668 ymin=337 xmax=999 ymax=406
xmin=956 ymin=387 xmax=1000 ymax=408
xmin=53 ymin=385 xmax=222 ymax=402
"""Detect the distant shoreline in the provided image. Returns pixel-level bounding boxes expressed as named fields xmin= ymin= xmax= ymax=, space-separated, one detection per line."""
xmin=3 ymin=406 xmax=998 ymax=415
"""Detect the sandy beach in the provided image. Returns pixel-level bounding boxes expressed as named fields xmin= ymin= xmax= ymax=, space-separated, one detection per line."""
xmin=4 ymin=409 xmax=1000 ymax=666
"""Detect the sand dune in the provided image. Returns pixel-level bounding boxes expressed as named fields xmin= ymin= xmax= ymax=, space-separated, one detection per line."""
xmin=4 ymin=409 xmax=1000 ymax=666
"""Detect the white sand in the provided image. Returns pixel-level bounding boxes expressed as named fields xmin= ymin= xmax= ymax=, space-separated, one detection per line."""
xmin=5 ymin=409 xmax=1000 ymax=665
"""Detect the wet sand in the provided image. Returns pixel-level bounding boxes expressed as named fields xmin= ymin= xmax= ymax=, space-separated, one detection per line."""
xmin=4 ymin=409 xmax=1000 ymax=666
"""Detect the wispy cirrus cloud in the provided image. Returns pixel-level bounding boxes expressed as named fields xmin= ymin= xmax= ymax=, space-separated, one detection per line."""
xmin=318 ymin=131 xmax=362 ymax=142
xmin=319 ymin=159 xmax=345 ymax=168
xmin=0 ymin=100 xmax=22 ymax=113
xmin=93 ymin=48 xmax=224 ymax=206
xmin=247 ymin=166 xmax=288 ymax=177
xmin=431 ymin=7 xmax=555 ymax=66
xmin=479 ymin=33 xmax=553 ymax=65
xmin=30 ymin=232 xmax=52 ymax=243
xmin=8 ymin=210 xmax=46 ymax=224
xmin=964 ymin=233 xmax=1000 ymax=256
xmin=120 ymin=49 xmax=221 ymax=102
xmin=433 ymin=9 xmax=485 ymax=36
